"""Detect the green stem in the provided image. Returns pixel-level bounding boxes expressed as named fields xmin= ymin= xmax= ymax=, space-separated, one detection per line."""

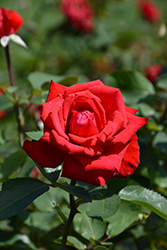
xmin=60 ymin=180 xmax=77 ymax=250
xmin=4 ymin=44 xmax=24 ymax=146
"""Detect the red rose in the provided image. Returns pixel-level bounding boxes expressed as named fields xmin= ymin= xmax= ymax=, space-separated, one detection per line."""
xmin=60 ymin=0 xmax=94 ymax=32
xmin=0 ymin=8 xmax=23 ymax=38
xmin=145 ymin=64 xmax=161 ymax=83
xmin=23 ymin=80 xmax=148 ymax=187
xmin=138 ymin=0 xmax=162 ymax=23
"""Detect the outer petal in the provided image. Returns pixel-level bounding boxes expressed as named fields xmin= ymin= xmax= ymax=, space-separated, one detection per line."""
xmin=118 ymin=134 xmax=140 ymax=177
xmin=46 ymin=80 xmax=66 ymax=102
xmin=22 ymin=139 xmax=64 ymax=168
xmin=62 ymin=154 xmax=116 ymax=187
xmin=9 ymin=10 xmax=23 ymax=34
xmin=64 ymin=79 xmax=104 ymax=97
xmin=111 ymin=113 xmax=148 ymax=144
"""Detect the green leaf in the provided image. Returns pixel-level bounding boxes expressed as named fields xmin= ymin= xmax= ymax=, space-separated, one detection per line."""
xmin=152 ymin=131 xmax=167 ymax=154
xmin=18 ymin=158 xmax=36 ymax=178
xmin=7 ymin=86 xmax=18 ymax=93
xmin=26 ymin=131 xmax=43 ymax=141
xmin=93 ymin=246 xmax=109 ymax=250
xmin=0 ymin=178 xmax=49 ymax=221
xmin=119 ymin=185 xmax=167 ymax=220
xmin=157 ymin=77 xmax=167 ymax=90
xmin=0 ymin=94 xmax=13 ymax=111
xmin=86 ymin=195 xmax=120 ymax=220
xmin=59 ymin=75 xmax=79 ymax=85
xmin=0 ymin=149 xmax=27 ymax=179
xmin=18 ymin=210 xmax=57 ymax=230
xmin=110 ymin=71 xmax=155 ymax=105
xmin=55 ymin=183 xmax=92 ymax=202
xmin=137 ymin=103 xmax=155 ymax=117
xmin=27 ymin=71 xmax=65 ymax=90
xmin=35 ymin=162 xmax=61 ymax=183
xmin=74 ymin=213 xmax=106 ymax=241
xmin=106 ymin=200 xmax=150 ymax=238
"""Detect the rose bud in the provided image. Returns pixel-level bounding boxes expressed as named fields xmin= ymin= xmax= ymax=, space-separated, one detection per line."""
xmin=0 ymin=8 xmax=23 ymax=38
xmin=23 ymin=80 xmax=148 ymax=187
xmin=145 ymin=64 xmax=162 ymax=83
xmin=138 ymin=0 xmax=162 ymax=23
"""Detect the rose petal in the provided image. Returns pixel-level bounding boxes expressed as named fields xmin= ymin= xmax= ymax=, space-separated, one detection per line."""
xmin=118 ymin=134 xmax=140 ymax=176
xmin=70 ymin=95 xmax=106 ymax=131
xmin=89 ymin=85 xmax=127 ymax=123
xmin=22 ymin=139 xmax=64 ymax=168
xmin=41 ymin=98 xmax=64 ymax=129
xmin=125 ymin=106 xmax=138 ymax=115
xmin=75 ymin=141 xmax=129 ymax=173
xmin=51 ymin=129 xmax=96 ymax=156
xmin=64 ymin=79 xmax=104 ymax=97
xmin=62 ymin=154 xmax=114 ymax=187
xmin=46 ymin=80 xmax=66 ymax=102
xmin=112 ymin=113 xmax=148 ymax=144
xmin=68 ymin=110 xmax=99 ymax=137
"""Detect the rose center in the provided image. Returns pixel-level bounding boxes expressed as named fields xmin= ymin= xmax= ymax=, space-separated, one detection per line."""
xmin=68 ymin=110 xmax=99 ymax=137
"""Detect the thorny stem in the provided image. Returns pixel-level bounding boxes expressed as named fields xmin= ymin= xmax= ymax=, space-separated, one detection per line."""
xmin=5 ymin=44 xmax=24 ymax=146
xmin=60 ymin=180 xmax=77 ymax=250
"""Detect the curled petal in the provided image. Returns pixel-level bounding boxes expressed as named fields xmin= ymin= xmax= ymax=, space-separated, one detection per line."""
xmin=51 ymin=129 xmax=98 ymax=156
xmin=64 ymin=79 xmax=104 ymax=97
xmin=112 ymin=113 xmax=148 ymax=144
xmin=118 ymin=134 xmax=140 ymax=177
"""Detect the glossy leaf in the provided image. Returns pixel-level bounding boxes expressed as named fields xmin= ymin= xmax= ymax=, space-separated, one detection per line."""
xmin=74 ymin=213 xmax=106 ymax=241
xmin=119 ymin=185 xmax=167 ymax=220
xmin=106 ymin=200 xmax=150 ymax=238
xmin=86 ymin=195 xmax=120 ymax=220
xmin=0 ymin=178 xmax=49 ymax=221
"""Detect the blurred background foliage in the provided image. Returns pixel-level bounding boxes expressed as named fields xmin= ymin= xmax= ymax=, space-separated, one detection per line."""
xmin=1 ymin=0 xmax=167 ymax=249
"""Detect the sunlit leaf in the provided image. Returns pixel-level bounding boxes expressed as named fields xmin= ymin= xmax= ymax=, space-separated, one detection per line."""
xmin=86 ymin=195 xmax=120 ymax=220
xmin=119 ymin=185 xmax=167 ymax=220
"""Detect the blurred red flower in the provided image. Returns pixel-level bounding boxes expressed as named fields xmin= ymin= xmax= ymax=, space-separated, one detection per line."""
xmin=145 ymin=64 xmax=162 ymax=83
xmin=138 ymin=0 xmax=162 ymax=23
xmin=0 ymin=8 xmax=23 ymax=38
xmin=60 ymin=0 xmax=94 ymax=32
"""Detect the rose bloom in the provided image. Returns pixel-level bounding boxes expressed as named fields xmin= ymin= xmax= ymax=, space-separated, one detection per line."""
xmin=23 ymin=80 xmax=148 ymax=187
xmin=138 ymin=0 xmax=162 ymax=23
xmin=145 ymin=64 xmax=162 ymax=83
xmin=0 ymin=8 xmax=23 ymax=38
xmin=60 ymin=0 xmax=94 ymax=32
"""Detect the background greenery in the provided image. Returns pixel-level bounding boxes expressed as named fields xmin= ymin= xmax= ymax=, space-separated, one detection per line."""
xmin=0 ymin=0 xmax=167 ymax=249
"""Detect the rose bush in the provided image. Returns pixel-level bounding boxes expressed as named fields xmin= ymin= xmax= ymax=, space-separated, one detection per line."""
xmin=0 ymin=8 xmax=23 ymax=38
xmin=23 ymin=80 xmax=148 ymax=186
